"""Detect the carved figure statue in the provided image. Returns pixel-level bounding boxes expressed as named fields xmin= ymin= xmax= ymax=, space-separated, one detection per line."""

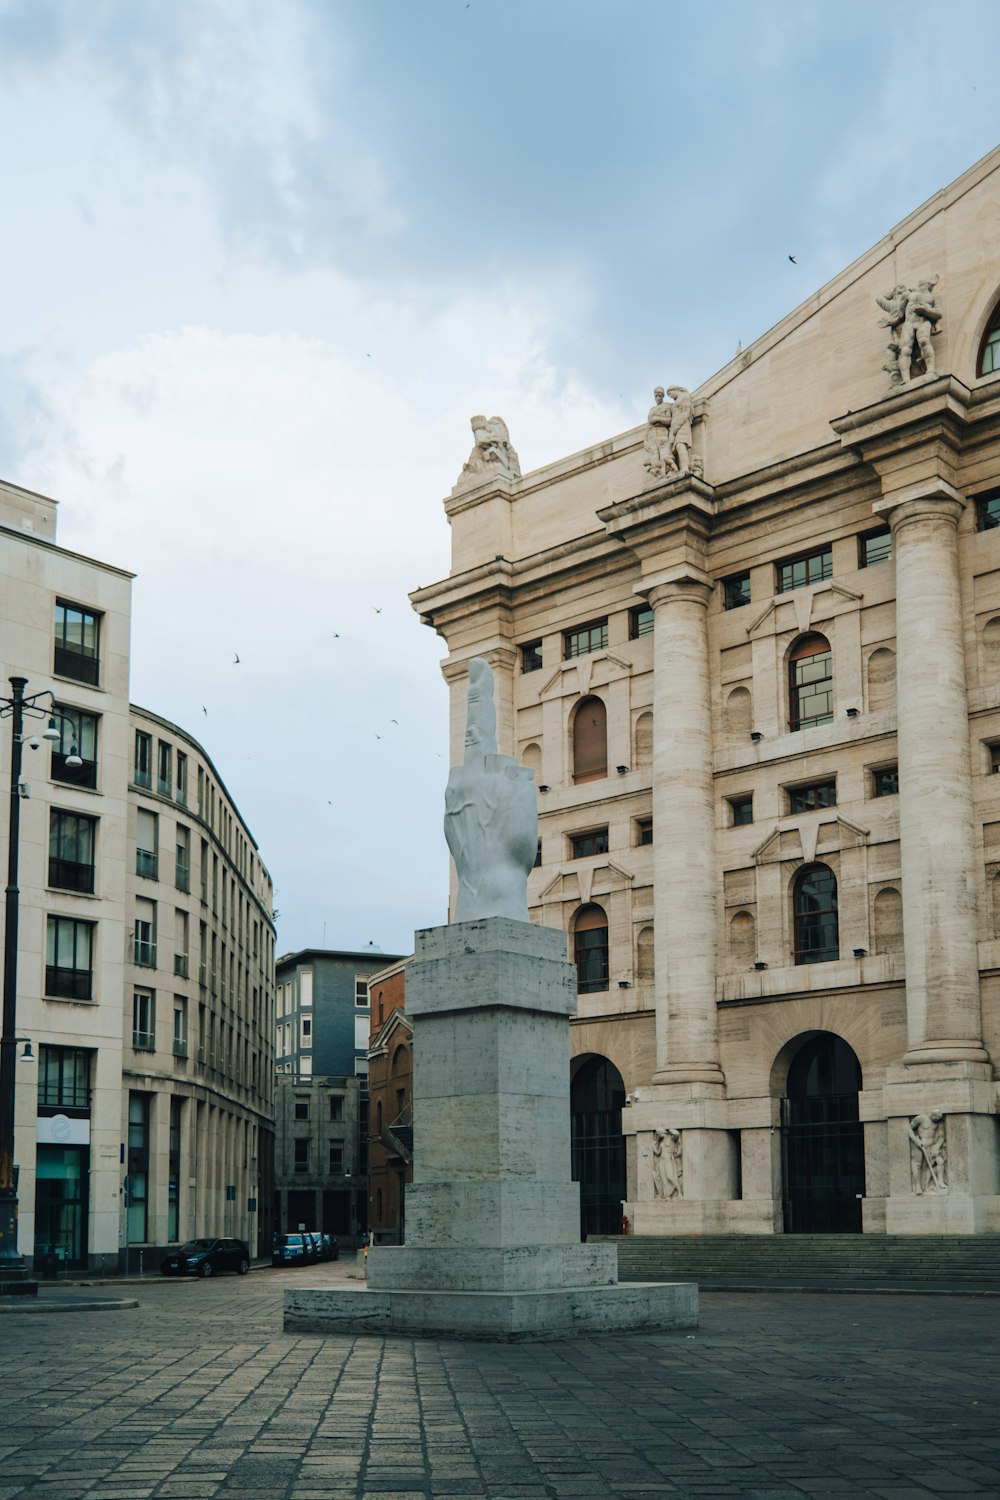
xmin=651 ymin=1128 xmax=683 ymax=1199
xmin=642 ymin=386 xmax=697 ymax=481
xmin=876 ymin=277 xmax=942 ymax=385
xmin=444 ymin=657 xmax=538 ymax=923
xmin=908 ymin=1110 xmax=947 ymax=1194
xmin=455 ymin=414 xmax=521 ymax=489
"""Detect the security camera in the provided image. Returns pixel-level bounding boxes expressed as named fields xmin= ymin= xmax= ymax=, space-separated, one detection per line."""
xmin=28 ymin=737 xmax=40 ymax=751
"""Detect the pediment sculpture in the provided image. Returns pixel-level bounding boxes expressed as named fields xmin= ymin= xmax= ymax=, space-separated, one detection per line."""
xmin=642 ymin=385 xmax=702 ymax=483
xmin=453 ymin=414 xmax=521 ymax=491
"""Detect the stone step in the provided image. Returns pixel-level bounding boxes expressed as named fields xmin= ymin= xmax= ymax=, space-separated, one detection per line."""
xmin=598 ymin=1234 xmax=1000 ymax=1283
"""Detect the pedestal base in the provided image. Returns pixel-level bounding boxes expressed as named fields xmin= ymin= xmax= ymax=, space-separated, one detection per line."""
xmin=283 ymin=1279 xmax=698 ymax=1342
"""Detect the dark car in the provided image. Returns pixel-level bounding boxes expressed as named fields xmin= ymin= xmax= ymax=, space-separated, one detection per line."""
xmin=271 ymin=1232 xmax=311 ymax=1267
xmin=318 ymin=1234 xmax=339 ymax=1262
xmin=160 ymin=1237 xmax=250 ymax=1278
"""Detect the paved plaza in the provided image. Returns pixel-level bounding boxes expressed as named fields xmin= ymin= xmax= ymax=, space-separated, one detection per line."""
xmin=1 ymin=1266 xmax=998 ymax=1500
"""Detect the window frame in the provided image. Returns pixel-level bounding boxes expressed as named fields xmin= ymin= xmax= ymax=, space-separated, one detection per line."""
xmin=776 ymin=547 xmax=833 ymax=595
xmin=132 ymin=990 xmax=155 ymax=1051
xmin=48 ymin=808 xmax=97 ymax=893
xmin=569 ymin=827 xmax=609 ymax=859
xmin=574 ymin=905 xmax=609 ymax=994
xmin=728 ymin=795 xmax=754 ymax=827
xmin=629 ymin=606 xmax=654 ymax=639
xmin=793 ymin=863 xmax=840 ymax=966
xmin=976 ymin=300 xmax=1000 ymax=376
xmin=51 ymin=705 xmax=99 ymax=789
xmin=45 ymin=915 xmax=95 ymax=1000
xmin=54 ymin=599 xmax=101 ymax=685
xmin=871 ymin=765 xmax=899 ymax=798
xmin=636 ymin=817 xmax=653 ymax=846
xmin=722 ymin=571 xmax=751 ymax=611
xmin=786 ymin=779 xmax=837 ymax=814
xmin=563 ymin=619 xmax=609 ymax=660
xmin=975 ymin=488 xmax=1000 ymax=532
xmin=789 ymin=635 xmax=834 ymax=731
xmin=859 ymin=528 xmax=892 ymax=568
xmin=134 ymin=731 xmax=152 ymax=789
xmin=520 ymin=640 xmax=543 ymax=673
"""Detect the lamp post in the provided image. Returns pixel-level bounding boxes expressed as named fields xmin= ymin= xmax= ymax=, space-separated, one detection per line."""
xmin=0 ymin=677 xmax=65 ymax=1292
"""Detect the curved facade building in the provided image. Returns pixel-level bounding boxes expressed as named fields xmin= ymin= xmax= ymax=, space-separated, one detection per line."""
xmin=125 ymin=708 xmax=276 ymax=1263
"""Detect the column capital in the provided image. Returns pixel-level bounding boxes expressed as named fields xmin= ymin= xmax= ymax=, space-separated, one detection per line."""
xmin=873 ymin=479 xmax=966 ymax=531
xmin=643 ymin=574 xmax=713 ymax=612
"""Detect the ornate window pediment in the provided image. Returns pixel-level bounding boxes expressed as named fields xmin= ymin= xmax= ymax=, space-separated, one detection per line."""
xmin=753 ymin=814 xmax=869 ymax=867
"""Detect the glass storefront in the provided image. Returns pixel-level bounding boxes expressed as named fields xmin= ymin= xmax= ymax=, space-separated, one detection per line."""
xmin=34 ymin=1146 xmax=89 ymax=1270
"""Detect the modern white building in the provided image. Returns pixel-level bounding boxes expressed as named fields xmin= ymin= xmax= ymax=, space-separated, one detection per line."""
xmin=0 ymin=477 xmax=276 ymax=1273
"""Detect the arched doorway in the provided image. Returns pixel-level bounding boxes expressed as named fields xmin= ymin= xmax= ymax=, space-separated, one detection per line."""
xmin=570 ymin=1055 xmax=626 ymax=1236
xmin=779 ymin=1033 xmax=864 ymax=1233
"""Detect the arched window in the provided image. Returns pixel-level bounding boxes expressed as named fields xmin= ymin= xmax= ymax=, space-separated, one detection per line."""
xmin=574 ymin=904 xmax=609 ymax=993
xmin=789 ymin=634 xmax=833 ymax=731
xmin=977 ymin=297 xmax=1000 ymax=376
xmin=572 ymin=697 xmax=608 ymax=784
xmin=794 ymin=863 xmax=839 ymax=964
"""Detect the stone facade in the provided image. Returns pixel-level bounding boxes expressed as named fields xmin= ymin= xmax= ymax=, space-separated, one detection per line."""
xmin=411 ymin=147 xmax=1000 ymax=1237
xmin=366 ymin=958 xmax=412 ymax=1244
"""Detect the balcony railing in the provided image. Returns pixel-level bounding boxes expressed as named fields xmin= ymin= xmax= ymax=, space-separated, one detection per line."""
xmin=175 ymin=857 xmax=190 ymax=892
xmin=55 ymin=645 xmax=99 ymax=685
xmin=136 ymin=848 xmax=158 ymax=879
xmin=172 ymin=1038 xmax=188 ymax=1057
xmin=173 ymin=954 xmax=189 ymax=978
xmin=48 ymin=857 xmax=95 ymax=894
xmin=132 ymin=1030 xmax=155 ymax=1051
xmin=134 ymin=938 xmax=156 ymax=967
xmin=45 ymin=965 xmax=92 ymax=1001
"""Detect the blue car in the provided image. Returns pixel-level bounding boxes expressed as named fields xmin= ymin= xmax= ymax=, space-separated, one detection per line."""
xmin=271 ymin=1232 xmax=311 ymax=1267
xmin=161 ymin=1237 xmax=250 ymax=1278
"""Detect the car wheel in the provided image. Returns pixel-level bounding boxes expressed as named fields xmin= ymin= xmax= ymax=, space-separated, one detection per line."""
xmin=237 ymin=1257 xmax=250 ymax=1275
xmin=198 ymin=1259 xmax=214 ymax=1278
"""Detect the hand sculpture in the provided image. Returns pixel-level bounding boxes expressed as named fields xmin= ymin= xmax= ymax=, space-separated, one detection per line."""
xmin=444 ymin=658 xmax=538 ymax=923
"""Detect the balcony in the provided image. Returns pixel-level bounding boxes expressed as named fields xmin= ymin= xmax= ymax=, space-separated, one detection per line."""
xmin=173 ymin=954 xmax=189 ymax=979
xmin=45 ymin=965 xmax=92 ymax=1001
xmin=134 ymin=938 xmax=157 ymax=968
xmin=136 ymin=849 xmax=158 ymax=879
xmin=132 ymin=1031 xmax=155 ymax=1051
xmin=48 ymin=857 xmax=95 ymax=894
xmin=172 ymin=1038 xmax=188 ymax=1058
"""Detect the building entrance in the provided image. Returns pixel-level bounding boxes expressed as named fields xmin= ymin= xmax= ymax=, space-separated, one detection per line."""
xmin=780 ymin=1033 xmax=864 ymax=1233
xmin=34 ymin=1145 xmax=89 ymax=1270
xmin=570 ymin=1055 xmax=626 ymax=1237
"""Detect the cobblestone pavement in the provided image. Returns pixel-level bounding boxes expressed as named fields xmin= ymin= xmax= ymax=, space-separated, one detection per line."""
xmin=1 ymin=1265 xmax=998 ymax=1499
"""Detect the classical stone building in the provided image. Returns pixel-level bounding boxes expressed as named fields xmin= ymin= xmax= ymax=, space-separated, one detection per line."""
xmin=411 ymin=147 xmax=1000 ymax=1238
xmin=0 ymin=476 xmax=276 ymax=1273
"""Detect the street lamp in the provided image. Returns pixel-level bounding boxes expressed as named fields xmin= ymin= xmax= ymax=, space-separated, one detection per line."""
xmin=0 ymin=676 xmax=60 ymax=1292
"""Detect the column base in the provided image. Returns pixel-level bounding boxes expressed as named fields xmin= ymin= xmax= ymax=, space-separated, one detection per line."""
xmin=901 ymin=1041 xmax=990 ymax=1066
xmin=648 ymin=1067 xmax=726 ymax=1094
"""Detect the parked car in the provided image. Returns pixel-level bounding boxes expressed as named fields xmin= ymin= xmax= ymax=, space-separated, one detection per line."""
xmin=160 ymin=1237 xmax=250 ymax=1278
xmin=317 ymin=1233 xmax=339 ymax=1261
xmin=271 ymin=1232 xmax=311 ymax=1267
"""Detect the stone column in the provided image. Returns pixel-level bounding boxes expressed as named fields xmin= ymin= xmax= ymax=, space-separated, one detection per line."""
xmin=646 ymin=579 xmax=724 ymax=1090
xmin=882 ymin=487 xmax=987 ymax=1065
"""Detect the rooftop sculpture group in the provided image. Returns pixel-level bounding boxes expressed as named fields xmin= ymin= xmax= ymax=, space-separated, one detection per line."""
xmin=642 ymin=385 xmax=699 ymax=482
xmin=876 ymin=276 xmax=943 ymax=385
xmin=454 ymin=414 xmax=521 ymax=491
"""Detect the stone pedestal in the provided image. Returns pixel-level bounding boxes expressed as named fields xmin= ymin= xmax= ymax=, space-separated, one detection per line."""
xmin=882 ymin=1062 xmax=1000 ymax=1234
xmin=284 ymin=919 xmax=696 ymax=1340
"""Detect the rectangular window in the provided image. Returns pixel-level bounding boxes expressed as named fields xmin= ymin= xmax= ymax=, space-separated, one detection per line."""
xmin=722 ymin=571 xmax=751 ymax=610
xmin=776 ymin=547 xmax=832 ymax=594
xmin=48 ymin=810 xmax=96 ymax=893
xmin=564 ymin=619 xmax=608 ymax=659
xmin=132 ymin=990 xmax=155 ymax=1050
xmin=157 ymin=741 xmax=172 ymax=796
xmin=54 ymin=600 xmax=100 ymax=685
xmin=990 ymin=744 xmax=1000 ymax=774
xmin=576 ymin=924 xmax=609 ymax=995
xmin=175 ymin=751 xmax=188 ymax=805
xmin=51 ymin=706 xmax=98 ymax=789
xmin=533 ymin=839 xmax=542 ymax=869
xmin=294 ymin=1138 xmax=309 ymax=1174
xmin=570 ymin=828 xmax=609 ymax=859
xmin=127 ymin=1093 xmax=149 ymax=1242
xmin=329 ymin=1096 xmax=344 ymax=1121
xmin=729 ymin=795 xmax=753 ymax=827
xmin=46 ymin=916 xmax=94 ymax=1000
xmin=199 ymin=839 xmax=209 ymax=903
xmin=629 ymin=606 xmax=654 ymax=639
xmin=37 ymin=1045 xmax=91 ymax=1110
xmin=355 ymin=978 xmax=369 ymax=1007
xmin=872 ymin=765 xmax=899 ymax=797
xmin=168 ymin=1097 xmax=182 ymax=1241
xmin=637 ymin=817 xmax=653 ymax=846
xmin=329 ymin=1142 xmax=344 ymax=1173
xmin=521 ymin=640 xmax=543 ymax=673
xmin=134 ymin=899 xmax=156 ymax=967
xmin=294 ymin=1098 xmax=310 ymax=1120
xmin=134 ymin=731 xmax=152 ymax=789
xmin=976 ymin=490 xmax=1000 ymax=532
xmin=173 ymin=998 xmax=188 ymax=1056
xmin=859 ymin=528 xmax=892 ymax=567
xmin=174 ymin=908 xmax=189 ymax=978
xmin=787 ymin=779 xmax=837 ymax=813
xmin=175 ymin=826 xmax=190 ymax=892
xmin=136 ymin=808 xmax=158 ymax=879
xmin=302 ymin=1017 xmax=311 ymax=1039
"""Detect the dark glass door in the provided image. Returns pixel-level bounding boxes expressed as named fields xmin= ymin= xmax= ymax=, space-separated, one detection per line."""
xmin=781 ymin=1034 xmax=864 ymax=1233
xmin=34 ymin=1146 xmax=89 ymax=1269
xmin=571 ymin=1056 xmax=626 ymax=1237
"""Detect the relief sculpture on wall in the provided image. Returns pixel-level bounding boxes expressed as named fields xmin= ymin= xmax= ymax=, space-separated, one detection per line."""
xmin=651 ymin=1127 xmax=683 ymax=1198
xmin=908 ymin=1110 xmax=948 ymax=1194
xmin=876 ymin=277 xmax=943 ymax=385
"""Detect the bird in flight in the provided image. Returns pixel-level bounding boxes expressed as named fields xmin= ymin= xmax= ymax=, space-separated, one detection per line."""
xmin=373 ymin=606 xmax=383 ymax=614
xmin=233 ymin=653 xmax=240 ymax=664
xmin=788 ymin=254 xmax=797 ymax=264
xmin=390 ymin=719 xmax=399 ymax=725
xmin=202 ymin=706 xmax=208 ymax=716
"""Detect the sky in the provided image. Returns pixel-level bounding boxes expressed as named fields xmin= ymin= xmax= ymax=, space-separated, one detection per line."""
xmin=0 ymin=0 xmax=998 ymax=955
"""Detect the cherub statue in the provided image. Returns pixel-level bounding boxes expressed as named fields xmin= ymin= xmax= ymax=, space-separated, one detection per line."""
xmin=455 ymin=414 xmax=521 ymax=489
xmin=444 ymin=658 xmax=537 ymax=923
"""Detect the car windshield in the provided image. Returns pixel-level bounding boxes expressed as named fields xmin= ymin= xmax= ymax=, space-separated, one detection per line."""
xmin=180 ymin=1240 xmax=215 ymax=1253
xmin=280 ymin=1235 xmax=304 ymax=1246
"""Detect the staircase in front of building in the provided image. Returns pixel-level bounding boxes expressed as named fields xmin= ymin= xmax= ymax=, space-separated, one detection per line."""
xmin=600 ymin=1234 xmax=1000 ymax=1289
